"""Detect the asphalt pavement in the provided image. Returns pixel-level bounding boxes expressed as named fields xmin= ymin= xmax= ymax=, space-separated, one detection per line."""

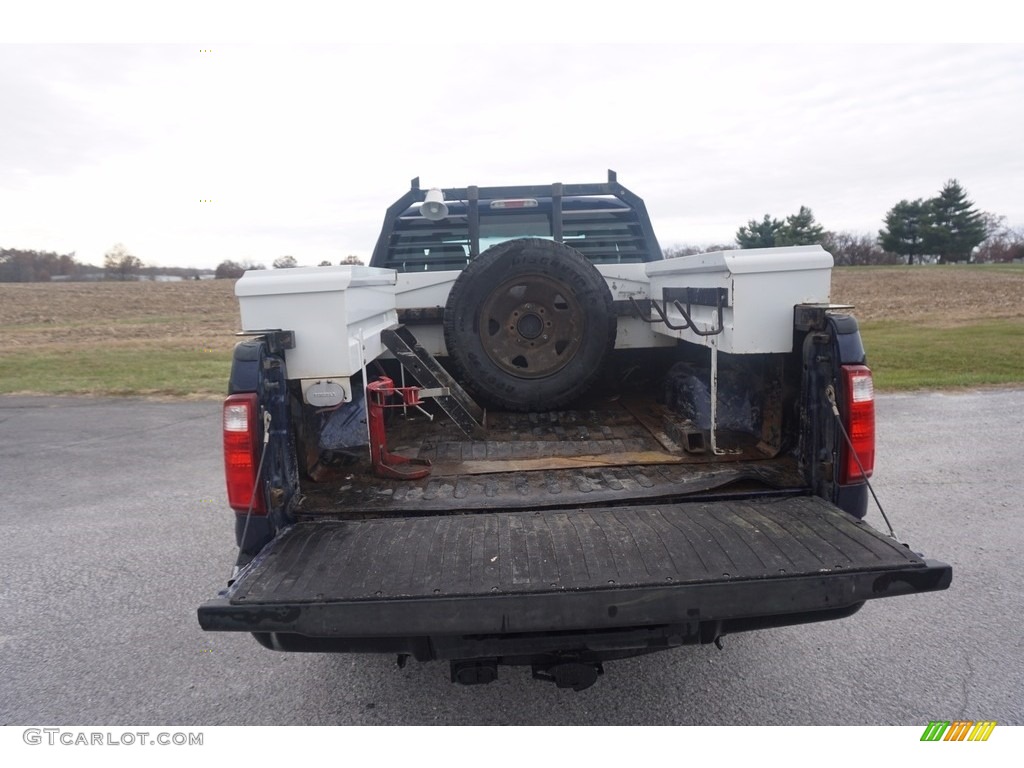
xmin=0 ymin=390 xmax=1021 ymax=725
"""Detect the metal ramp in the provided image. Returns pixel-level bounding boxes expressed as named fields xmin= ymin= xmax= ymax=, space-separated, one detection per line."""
xmin=381 ymin=325 xmax=486 ymax=438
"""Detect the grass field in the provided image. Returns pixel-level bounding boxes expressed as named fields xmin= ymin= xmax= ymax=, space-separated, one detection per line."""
xmin=0 ymin=280 xmax=238 ymax=398
xmin=830 ymin=264 xmax=1024 ymax=390
xmin=1 ymin=264 xmax=1021 ymax=397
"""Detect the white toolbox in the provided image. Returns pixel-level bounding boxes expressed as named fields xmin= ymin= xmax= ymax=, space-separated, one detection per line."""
xmin=644 ymin=245 xmax=833 ymax=353
xmin=235 ymin=265 xmax=398 ymax=402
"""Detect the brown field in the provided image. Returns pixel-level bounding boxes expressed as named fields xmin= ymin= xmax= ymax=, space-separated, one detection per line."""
xmin=0 ymin=279 xmax=240 ymax=351
xmin=830 ymin=265 xmax=1024 ymax=325
xmin=0 ymin=265 xmax=1021 ymax=396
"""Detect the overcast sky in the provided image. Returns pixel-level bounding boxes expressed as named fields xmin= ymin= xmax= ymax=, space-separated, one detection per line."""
xmin=2 ymin=9 xmax=1022 ymax=269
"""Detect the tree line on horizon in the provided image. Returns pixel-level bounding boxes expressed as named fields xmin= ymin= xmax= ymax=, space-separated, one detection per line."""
xmin=0 ymin=244 xmax=207 ymax=283
xmin=665 ymin=179 xmax=1021 ymax=265
xmin=212 ymin=254 xmax=365 ymax=278
xmin=0 ymin=245 xmax=367 ymax=282
xmin=2 ymin=180 xmax=1020 ymax=282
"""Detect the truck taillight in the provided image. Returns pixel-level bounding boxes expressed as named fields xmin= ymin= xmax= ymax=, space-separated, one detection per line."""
xmin=223 ymin=393 xmax=266 ymax=514
xmin=840 ymin=365 xmax=875 ymax=484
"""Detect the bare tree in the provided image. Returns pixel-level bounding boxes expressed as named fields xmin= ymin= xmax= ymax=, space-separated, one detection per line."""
xmin=974 ymin=214 xmax=1024 ymax=263
xmin=103 ymin=243 xmax=143 ymax=281
xmin=273 ymin=255 xmax=298 ymax=269
xmin=822 ymin=231 xmax=897 ymax=266
xmin=0 ymin=248 xmax=80 ymax=282
xmin=215 ymin=260 xmax=244 ymax=279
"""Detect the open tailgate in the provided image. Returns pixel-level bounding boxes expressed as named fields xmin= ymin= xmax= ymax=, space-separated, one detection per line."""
xmin=198 ymin=495 xmax=950 ymax=639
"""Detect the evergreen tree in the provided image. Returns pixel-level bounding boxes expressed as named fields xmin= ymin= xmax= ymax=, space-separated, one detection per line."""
xmin=777 ymin=206 xmax=825 ymax=246
xmin=924 ymin=179 xmax=987 ymax=263
xmin=735 ymin=214 xmax=783 ymax=248
xmin=878 ymin=199 xmax=930 ymax=265
xmin=736 ymin=207 xmax=824 ymax=249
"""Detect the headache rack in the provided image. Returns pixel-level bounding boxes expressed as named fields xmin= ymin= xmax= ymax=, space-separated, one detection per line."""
xmin=369 ymin=170 xmax=665 ymax=271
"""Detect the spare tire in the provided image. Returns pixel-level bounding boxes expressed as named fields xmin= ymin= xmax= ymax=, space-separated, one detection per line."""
xmin=443 ymin=238 xmax=616 ymax=412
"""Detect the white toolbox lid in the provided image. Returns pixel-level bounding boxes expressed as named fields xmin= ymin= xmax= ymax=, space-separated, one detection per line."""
xmin=645 ymin=245 xmax=832 ymax=277
xmin=235 ymin=265 xmax=396 ymax=297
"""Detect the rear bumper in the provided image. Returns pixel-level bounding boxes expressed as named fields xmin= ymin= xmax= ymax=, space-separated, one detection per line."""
xmin=199 ymin=561 xmax=950 ymax=636
xmin=198 ymin=495 xmax=951 ymax=647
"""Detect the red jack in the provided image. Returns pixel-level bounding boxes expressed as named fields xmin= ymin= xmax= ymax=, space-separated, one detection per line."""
xmin=366 ymin=377 xmax=433 ymax=480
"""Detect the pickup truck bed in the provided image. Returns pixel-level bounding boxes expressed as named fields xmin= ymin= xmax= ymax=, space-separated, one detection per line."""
xmin=296 ymin=398 xmax=803 ymax=517
xmin=199 ymin=495 xmax=949 ymax=645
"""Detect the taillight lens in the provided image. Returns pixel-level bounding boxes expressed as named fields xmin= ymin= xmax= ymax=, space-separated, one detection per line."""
xmin=840 ymin=365 xmax=875 ymax=484
xmin=223 ymin=394 xmax=265 ymax=514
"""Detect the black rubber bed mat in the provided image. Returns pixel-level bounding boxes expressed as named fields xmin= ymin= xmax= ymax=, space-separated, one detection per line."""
xmin=201 ymin=495 xmax=950 ymax=637
xmin=231 ymin=495 xmax=928 ymax=604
